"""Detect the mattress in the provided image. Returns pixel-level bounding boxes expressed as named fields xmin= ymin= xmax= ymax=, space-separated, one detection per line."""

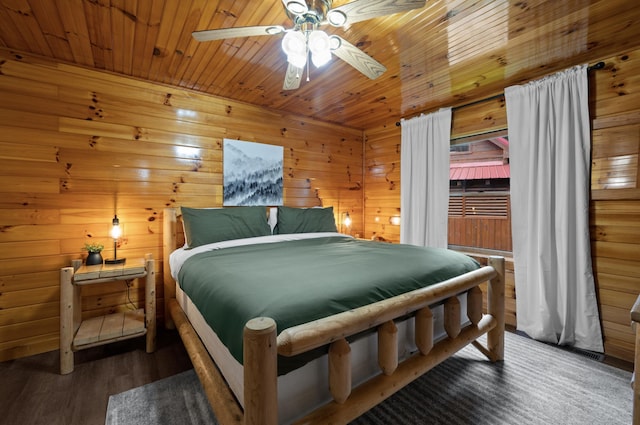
xmin=173 ymin=234 xmax=480 ymax=369
xmin=170 ymin=233 xmax=479 ymax=423
xmin=175 ymin=283 xmax=468 ymax=424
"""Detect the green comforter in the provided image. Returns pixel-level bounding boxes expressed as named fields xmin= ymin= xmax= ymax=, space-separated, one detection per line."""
xmin=177 ymin=236 xmax=480 ymax=369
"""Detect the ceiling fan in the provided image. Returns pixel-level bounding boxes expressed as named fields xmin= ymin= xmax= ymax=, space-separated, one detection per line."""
xmin=192 ymin=0 xmax=426 ymax=90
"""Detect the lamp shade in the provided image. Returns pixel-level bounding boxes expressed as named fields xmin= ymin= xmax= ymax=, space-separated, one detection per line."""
xmin=282 ymin=31 xmax=306 ymax=57
xmin=311 ymin=51 xmax=331 ymax=67
xmin=287 ymin=53 xmax=307 ymax=68
xmin=309 ymin=30 xmax=331 ymax=67
xmin=308 ymin=30 xmax=330 ymax=54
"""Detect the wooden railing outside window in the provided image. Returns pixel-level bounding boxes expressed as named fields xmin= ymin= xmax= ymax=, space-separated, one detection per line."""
xmin=448 ymin=192 xmax=512 ymax=252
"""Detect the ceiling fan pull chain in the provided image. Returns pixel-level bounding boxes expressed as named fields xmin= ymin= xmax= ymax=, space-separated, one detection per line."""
xmin=306 ymin=43 xmax=310 ymax=82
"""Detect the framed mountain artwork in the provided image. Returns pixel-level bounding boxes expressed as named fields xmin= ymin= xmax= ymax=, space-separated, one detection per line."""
xmin=223 ymin=139 xmax=284 ymax=206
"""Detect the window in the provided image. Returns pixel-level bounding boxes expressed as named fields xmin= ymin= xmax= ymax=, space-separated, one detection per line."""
xmin=448 ymin=137 xmax=512 ymax=252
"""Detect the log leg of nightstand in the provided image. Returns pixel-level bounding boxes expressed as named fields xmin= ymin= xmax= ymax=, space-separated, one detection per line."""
xmin=60 ymin=267 xmax=76 ymax=374
xmin=145 ymin=257 xmax=156 ymax=353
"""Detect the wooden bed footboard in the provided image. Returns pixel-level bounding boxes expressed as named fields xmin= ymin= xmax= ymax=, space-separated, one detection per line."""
xmin=244 ymin=257 xmax=504 ymax=425
xmin=162 ymin=208 xmax=505 ymax=425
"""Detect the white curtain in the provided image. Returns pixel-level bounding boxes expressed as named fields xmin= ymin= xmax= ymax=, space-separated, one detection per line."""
xmin=505 ymin=65 xmax=604 ymax=352
xmin=400 ymin=108 xmax=451 ymax=248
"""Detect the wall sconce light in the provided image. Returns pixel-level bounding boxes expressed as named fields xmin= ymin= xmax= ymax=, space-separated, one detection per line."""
xmin=389 ymin=215 xmax=401 ymax=226
xmin=340 ymin=211 xmax=352 ymax=234
xmin=105 ymin=215 xmax=126 ymax=264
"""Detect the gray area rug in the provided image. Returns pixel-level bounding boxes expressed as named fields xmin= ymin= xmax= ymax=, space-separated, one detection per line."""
xmin=106 ymin=332 xmax=632 ymax=424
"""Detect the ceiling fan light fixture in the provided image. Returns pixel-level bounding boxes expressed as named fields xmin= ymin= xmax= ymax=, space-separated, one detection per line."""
xmin=287 ymin=53 xmax=307 ymax=69
xmin=284 ymin=0 xmax=308 ymax=15
xmin=308 ymin=30 xmax=330 ymax=54
xmin=311 ymin=50 xmax=331 ymax=67
xmin=327 ymin=9 xmax=347 ymax=27
xmin=282 ymin=30 xmax=307 ymax=57
xmin=308 ymin=30 xmax=331 ymax=68
xmin=308 ymin=30 xmax=331 ymax=67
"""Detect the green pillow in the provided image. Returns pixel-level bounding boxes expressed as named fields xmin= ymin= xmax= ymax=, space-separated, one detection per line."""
xmin=181 ymin=207 xmax=271 ymax=248
xmin=274 ymin=206 xmax=337 ymax=234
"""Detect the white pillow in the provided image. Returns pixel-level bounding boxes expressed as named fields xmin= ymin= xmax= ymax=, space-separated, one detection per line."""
xmin=268 ymin=207 xmax=278 ymax=233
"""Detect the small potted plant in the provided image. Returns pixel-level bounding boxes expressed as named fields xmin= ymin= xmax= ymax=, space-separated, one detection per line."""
xmin=83 ymin=242 xmax=104 ymax=266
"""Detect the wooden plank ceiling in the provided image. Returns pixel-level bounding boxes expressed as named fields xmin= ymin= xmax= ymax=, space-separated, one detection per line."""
xmin=0 ymin=0 xmax=639 ymax=130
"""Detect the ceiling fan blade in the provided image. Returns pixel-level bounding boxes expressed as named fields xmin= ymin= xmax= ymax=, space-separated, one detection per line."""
xmin=330 ymin=36 xmax=386 ymax=80
xmin=192 ymin=25 xmax=285 ymax=42
xmin=332 ymin=0 xmax=426 ymax=25
xmin=283 ymin=63 xmax=304 ymax=90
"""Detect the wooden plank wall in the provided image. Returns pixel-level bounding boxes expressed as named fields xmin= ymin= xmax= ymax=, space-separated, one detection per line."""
xmin=590 ymin=51 xmax=640 ymax=362
xmin=363 ymin=49 xmax=640 ymax=363
xmin=0 ymin=49 xmax=363 ymax=362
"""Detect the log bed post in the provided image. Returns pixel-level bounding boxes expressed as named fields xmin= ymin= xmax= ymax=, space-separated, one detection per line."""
xmin=378 ymin=320 xmax=398 ymax=375
xmin=466 ymin=286 xmax=483 ymax=325
xmin=444 ymin=296 xmax=461 ymax=338
xmin=487 ymin=256 xmax=505 ymax=361
xmin=329 ymin=338 xmax=352 ymax=403
xmin=415 ymin=307 xmax=434 ymax=355
xmin=163 ymin=208 xmax=177 ymax=329
xmin=169 ymin=299 xmax=244 ymax=425
xmin=244 ymin=317 xmax=278 ymax=425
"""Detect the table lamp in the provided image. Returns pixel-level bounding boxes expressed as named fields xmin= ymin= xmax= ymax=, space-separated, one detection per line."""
xmin=104 ymin=214 xmax=126 ymax=264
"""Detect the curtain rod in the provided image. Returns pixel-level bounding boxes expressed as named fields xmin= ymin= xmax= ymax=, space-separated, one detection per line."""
xmin=395 ymin=61 xmax=606 ymax=127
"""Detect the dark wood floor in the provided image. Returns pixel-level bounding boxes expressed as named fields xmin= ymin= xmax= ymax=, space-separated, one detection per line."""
xmin=1 ymin=327 xmax=633 ymax=425
xmin=0 ymin=330 xmax=193 ymax=425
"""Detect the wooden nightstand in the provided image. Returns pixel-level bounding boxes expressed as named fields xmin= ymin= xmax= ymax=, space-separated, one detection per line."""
xmin=59 ymin=255 xmax=156 ymax=374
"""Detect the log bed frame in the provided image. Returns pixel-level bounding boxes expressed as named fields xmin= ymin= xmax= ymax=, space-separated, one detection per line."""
xmin=162 ymin=207 xmax=506 ymax=425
